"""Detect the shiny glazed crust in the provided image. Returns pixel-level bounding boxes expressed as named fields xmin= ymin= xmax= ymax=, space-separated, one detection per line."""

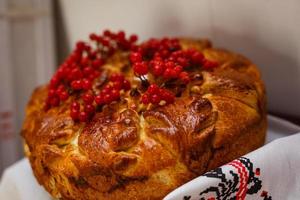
xmin=21 ymin=39 xmax=267 ymax=200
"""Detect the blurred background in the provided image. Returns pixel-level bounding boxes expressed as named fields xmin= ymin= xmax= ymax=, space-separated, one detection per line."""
xmin=0 ymin=0 xmax=299 ymax=176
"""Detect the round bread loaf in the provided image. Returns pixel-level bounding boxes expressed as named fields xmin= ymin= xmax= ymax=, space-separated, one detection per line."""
xmin=21 ymin=33 xmax=266 ymax=200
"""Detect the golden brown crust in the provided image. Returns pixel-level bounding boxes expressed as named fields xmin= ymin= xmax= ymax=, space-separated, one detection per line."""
xmin=21 ymin=38 xmax=267 ymax=200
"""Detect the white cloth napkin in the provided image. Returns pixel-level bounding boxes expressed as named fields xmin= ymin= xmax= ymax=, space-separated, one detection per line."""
xmin=1 ymin=115 xmax=300 ymax=200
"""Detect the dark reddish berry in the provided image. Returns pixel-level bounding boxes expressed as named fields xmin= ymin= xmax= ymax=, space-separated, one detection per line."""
xmin=89 ymin=33 xmax=98 ymax=41
xmin=174 ymin=65 xmax=183 ymax=75
xmin=141 ymin=94 xmax=150 ymax=104
xmin=84 ymin=104 xmax=95 ymax=114
xmin=111 ymin=89 xmax=120 ymax=100
xmin=130 ymin=52 xmax=142 ymax=63
xmin=122 ymin=80 xmax=131 ymax=91
xmin=117 ymin=31 xmax=125 ymax=40
xmin=129 ymin=34 xmax=138 ymax=43
xmin=82 ymin=79 xmax=92 ymax=90
xmin=71 ymin=80 xmax=82 ymax=90
xmin=152 ymin=64 xmax=164 ymax=76
xmin=133 ymin=62 xmax=148 ymax=76
xmin=179 ymin=71 xmax=190 ymax=84
xmin=82 ymin=93 xmax=94 ymax=104
xmin=95 ymin=94 xmax=104 ymax=105
xmin=83 ymin=67 xmax=93 ymax=76
xmin=80 ymin=57 xmax=89 ymax=66
xmin=50 ymin=97 xmax=60 ymax=106
xmin=150 ymin=94 xmax=161 ymax=104
xmin=191 ymin=51 xmax=204 ymax=64
xmin=48 ymin=89 xmax=56 ymax=98
xmin=163 ymin=68 xmax=173 ymax=79
xmin=92 ymin=58 xmax=104 ymax=69
xmin=70 ymin=109 xmax=79 ymax=120
xmin=147 ymin=84 xmax=159 ymax=94
xmin=71 ymin=101 xmax=80 ymax=110
xmin=79 ymin=111 xmax=88 ymax=122
xmin=161 ymin=90 xmax=175 ymax=103
xmin=76 ymin=41 xmax=85 ymax=51
xmin=50 ymin=76 xmax=59 ymax=88
xmin=70 ymin=68 xmax=83 ymax=80
xmin=59 ymin=91 xmax=69 ymax=101
xmin=112 ymin=81 xmax=122 ymax=90
xmin=110 ymin=73 xmax=124 ymax=82
xmin=103 ymin=94 xmax=112 ymax=104
xmin=103 ymin=29 xmax=111 ymax=37
xmin=203 ymin=59 xmax=218 ymax=69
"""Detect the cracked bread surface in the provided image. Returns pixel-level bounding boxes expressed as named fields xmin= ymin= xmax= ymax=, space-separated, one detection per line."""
xmin=21 ymin=38 xmax=267 ymax=200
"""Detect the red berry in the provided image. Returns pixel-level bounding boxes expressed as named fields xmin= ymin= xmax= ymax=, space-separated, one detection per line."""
xmin=174 ymin=65 xmax=183 ymax=75
xmin=59 ymin=91 xmax=69 ymax=101
xmin=147 ymin=84 xmax=159 ymax=94
xmin=122 ymin=80 xmax=131 ymax=91
xmin=163 ymin=68 xmax=173 ymax=79
xmin=71 ymin=80 xmax=82 ymax=90
xmin=56 ymin=84 xmax=65 ymax=93
xmin=56 ymin=67 xmax=65 ymax=79
xmin=48 ymin=89 xmax=56 ymax=98
xmin=76 ymin=41 xmax=85 ymax=51
xmin=71 ymin=101 xmax=80 ymax=110
xmin=84 ymin=104 xmax=95 ymax=114
xmin=111 ymin=89 xmax=120 ymax=101
xmin=141 ymin=94 xmax=150 ymax=104
xmin=152 ymin=64 xmax=164 ymax=76
xmin=161 ymin=90 xmax=175 ymax=103
xmin=104 ymin=94 xmax=112 ymax=104
xmin=80 ymin=57 xmax=90 ymax=66
xmin=82 ymin=93 xmax=94 ymax=104
xmin=165 ymin=61 xmax=175 ymax=69
xmin=191 ymin=52 xmax=204 ymax=64
xmin=92 ymin=58 xmax=104 ymax=69
xmin=133 ymin=62 xmax=148 ymax=76
xmin=95 ymin=94 xmax=104 ymax=105
xmin=70 ymin=108 xmax=79 ymax=120
xmin=110 ymin=73 xmax=124 ymax=82
xmin=112 ymin=81 xmax=122 ymax=90
xmin=82 ymin=79 xmax=92 ymax=90
xmin=150 ymin=94 xmax=160 ymax=104
xmin=171 ymin=69 xmax=178 ymax=78
xmin=177 ymin=57 xmax=189 ymax=67
xmin=89 ymin=33 xmax=98 ymax=41
xmin=129 ymin=34 xmax=138 ymax=43
xmin=79 ymin=111 xmax=88 ymax=122
xmin=101 ymin=38 xmax=110 ymax=46
xmin=70 ymin=68 xmax=83 ymax=80
xmin=203 ymin=60 xmax=218 ymax=69
xmin=50 ymin=96 xmax=60 ymax=106
xmin=179 ymin=71 xmax=190 ymax=84
xmin=117 ymin=31 xmax=125 ymax=40
xmin=50 ymin=76 xmax=59 ymax=88
xmin=130 ymin=52 xmax=142 ymax=63
xmin=83 ymin=67 xmax=94 ymax=76
xmin=103 ymin=29 xmax=111 ymax=37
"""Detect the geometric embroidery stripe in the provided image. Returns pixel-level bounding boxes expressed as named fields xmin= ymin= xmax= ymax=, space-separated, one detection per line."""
xmin=229 ymin=160 xmax=249 ymax=200
xmin=229 ymin=160 xmax=249 ymax=199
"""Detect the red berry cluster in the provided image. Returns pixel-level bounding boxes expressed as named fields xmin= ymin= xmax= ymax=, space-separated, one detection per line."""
xmin=130 ymin=37 xmax=218 ymax=106
xmin=45 ymin=30 xmax=137 ymax=122
xmin=89 ymin=30 xmax=138 ymax=53
xmin=131 ymin=39 xmax=218 ymax=82
xmin=69 ymin=73 xmax=131 ymax=122
xmin=141 ymin=84 xmax=175 ymax=105
xmin=94 ymin=73 xmax=131 ymax=105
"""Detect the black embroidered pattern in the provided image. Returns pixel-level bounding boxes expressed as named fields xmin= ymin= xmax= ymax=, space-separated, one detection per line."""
xmin=181 ymin=157 xmax=272 ymax=200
